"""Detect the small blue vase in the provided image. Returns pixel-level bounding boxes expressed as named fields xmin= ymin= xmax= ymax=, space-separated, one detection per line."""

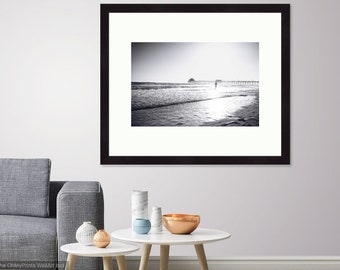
xmin=133 ymin=218 xmax=151 ymax=234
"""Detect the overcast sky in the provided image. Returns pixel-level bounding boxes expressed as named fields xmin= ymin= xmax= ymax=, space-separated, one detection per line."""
xmin=131 ymin=42 xmax=259 ymax=83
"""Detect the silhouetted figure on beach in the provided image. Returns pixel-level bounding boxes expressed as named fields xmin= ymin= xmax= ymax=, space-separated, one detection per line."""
xmin=215 ymin=80 xmax=218 ymax=89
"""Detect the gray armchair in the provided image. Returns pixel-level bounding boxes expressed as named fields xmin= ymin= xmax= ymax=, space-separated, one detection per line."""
xmin=0 ymin=159 xmax=104 ymax=270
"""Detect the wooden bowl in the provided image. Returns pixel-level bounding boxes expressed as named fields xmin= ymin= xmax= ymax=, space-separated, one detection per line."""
xmin=162 ymin=214 xmax=200 ymax=234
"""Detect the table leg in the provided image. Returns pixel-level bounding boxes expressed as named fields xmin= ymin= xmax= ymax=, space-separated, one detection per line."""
xmin=64 ymin=254 xmax=77 ymax=270
xmin=139 ymin=243 xmax=152 ymax=270
xmin=115 ymin=255 xmax=127 ymax=270
xmin=194 ymin=244 xmax=209 ymax=270
xmin=160 ymin=245 xmax=170 ymax=270
xmin=103 ymin=256 xmax=113 ymax=270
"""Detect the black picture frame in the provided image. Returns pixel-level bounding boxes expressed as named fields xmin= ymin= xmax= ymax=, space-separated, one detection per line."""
xmin=100 ymin=4 xmax=290 ymax=165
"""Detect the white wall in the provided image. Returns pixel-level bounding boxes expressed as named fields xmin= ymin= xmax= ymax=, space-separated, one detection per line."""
xmin=1 ymin=0 xmax=340 ymax=258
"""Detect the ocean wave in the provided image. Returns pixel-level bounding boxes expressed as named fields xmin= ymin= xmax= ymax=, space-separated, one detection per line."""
xmin=131 ymin=82 xmax=258 ymax=111
xmin=132 ymin=95 xmax=235 ymax=111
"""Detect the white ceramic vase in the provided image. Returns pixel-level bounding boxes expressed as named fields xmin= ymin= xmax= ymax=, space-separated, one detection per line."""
xmin=150 ymin=206 xmax=162 ymax=233
xmin=76 ymin=221 xmax=98 ymax=246
xmin=131 ymin=190 xmax=148 ymax=228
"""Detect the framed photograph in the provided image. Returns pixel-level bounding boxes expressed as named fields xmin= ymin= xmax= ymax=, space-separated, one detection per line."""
xmin=100 ymin=4 xmax=290 ymax=165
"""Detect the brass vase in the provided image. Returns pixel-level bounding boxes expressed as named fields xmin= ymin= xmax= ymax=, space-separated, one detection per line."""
xmin=93 ymin=229 xmax=110 ymax=248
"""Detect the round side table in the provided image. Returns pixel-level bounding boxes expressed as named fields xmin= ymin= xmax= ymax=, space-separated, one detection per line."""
xmin=111 ymin=228 xmax=231 ymax=270
xmin=60 ymin=242 xmax=138 ymax=270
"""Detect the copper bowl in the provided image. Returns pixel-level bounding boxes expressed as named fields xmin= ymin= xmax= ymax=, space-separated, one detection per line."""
xmin=162 ymin=214 xmax=200 ymax=234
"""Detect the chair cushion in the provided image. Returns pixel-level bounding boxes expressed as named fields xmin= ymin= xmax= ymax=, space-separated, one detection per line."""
xmin=0 ymin=215 xmax=57 ymax=263
xmin=0 ymin=159 xmax=51 ymax=217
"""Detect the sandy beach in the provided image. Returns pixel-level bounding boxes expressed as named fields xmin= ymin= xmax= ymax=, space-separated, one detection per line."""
xmin=202 ymin=92 xmax=259 ymax=126
xmin=131 ymin=85 xmax=259 ymax=126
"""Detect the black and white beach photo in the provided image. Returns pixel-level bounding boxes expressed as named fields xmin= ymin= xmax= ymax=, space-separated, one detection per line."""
xmin=131 ymin=42 xmax=259 ymax=127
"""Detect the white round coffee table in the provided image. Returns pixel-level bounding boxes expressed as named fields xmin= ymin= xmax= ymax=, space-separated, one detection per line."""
xmin=60 ymin=242 xmax=138 ymax=270
xmin=111 ymin=228 xmax=231 ymax=270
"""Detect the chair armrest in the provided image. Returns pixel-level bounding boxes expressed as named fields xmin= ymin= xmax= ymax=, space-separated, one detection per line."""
xmin=57 ymin=181 xmax=104 ymax=270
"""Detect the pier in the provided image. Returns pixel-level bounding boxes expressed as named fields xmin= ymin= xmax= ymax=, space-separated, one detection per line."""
xmin=188 ymin=79 xmax=259 ymax=86
xmin=227 ymin=80 xmax=259 ymax=85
